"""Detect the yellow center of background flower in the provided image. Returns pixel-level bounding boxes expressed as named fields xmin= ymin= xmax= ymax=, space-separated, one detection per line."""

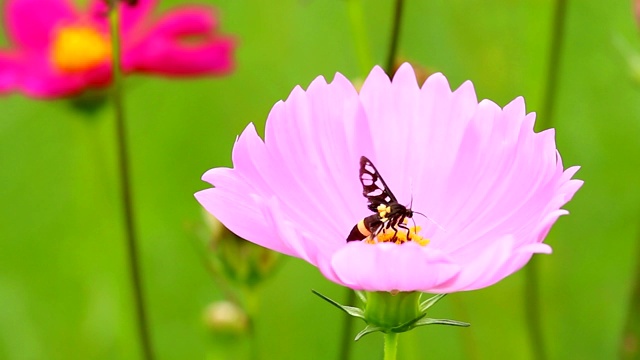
xmin=50 ymin=25 xmax=111 ymax=73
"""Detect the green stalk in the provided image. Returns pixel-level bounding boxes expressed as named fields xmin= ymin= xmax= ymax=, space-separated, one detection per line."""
xmin=108 ymin=2 xmax=154 ymax=359
xmin=337 ymin=290 xmax=356 ymax=360
xmin=538 ymin=0 xmax=568 ymax=131
xmin=526 ymin=1 xmax=568 ymax=359
xmin=383 ymin=332 xmax=399 ymax=360
xmin=346 ymin=0 xmax=375 ymax=77
xmin=385 ymin=0 xmax=405 ymax=77
xmin=620 ymin=219 xmax=640 ymax=359
xmin=523 ymin=261 xmax=546 ymax=360
xmin=243 ymin=288 xmax=260 ymax=360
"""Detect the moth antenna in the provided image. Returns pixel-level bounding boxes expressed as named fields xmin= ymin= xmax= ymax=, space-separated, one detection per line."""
xmin=413 ymin=211 xmax=446 ymax=232
xmin=409 ymin=177 xmax=414 ymax=209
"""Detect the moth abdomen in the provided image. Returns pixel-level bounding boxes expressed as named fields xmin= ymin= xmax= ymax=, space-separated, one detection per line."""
xmin=346 ymin=214 xmax=381 ymax=242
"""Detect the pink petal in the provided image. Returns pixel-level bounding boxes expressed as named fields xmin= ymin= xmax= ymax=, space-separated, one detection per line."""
xmin=16 ymin=58 xmax=111 ymax=98
xmin=260 ymin=196 xmax=332 ymax=266
xmin=125 ymin=38 xmax=234 ymax=75
xmin=194 ymin=188 xmax=297 ymax=259
xmin=0 ymin=52 xmax=19 ymax=93
xmin=138 ymin=6 xmax=219 ymax=37
xmin=431 ymin=236 xmax=517 ymax=292
xmin=358 ymin=64 xmax=415 ymax=198
xmin=125 ymin=7 xmax=235 ymax=75
xmin=530 ymin=209 xmax=568 ymax=247
xmin=422 ymin=91 xmax=577 ymax=257
xmin=485 ymin=242 xmax=553 ymax=289
xmin=226 ymin=122 xmax=346 ymax=244
xmin=317 ymin=255 xmax=342 ymax=285
xmin=412 ymin=73 xmax=478 ymax=234
xmin=5 ymin=0 xmax=77 ymax=51
xmin=519 ymin=243 xmax=553 ymax=255
xmin=329 ymin=242 xmax=460 ymax=292
xmin=199 ymin=123 xmax=343 ymax=262
xmin=260 ymin=77 xmax=370 ymax=241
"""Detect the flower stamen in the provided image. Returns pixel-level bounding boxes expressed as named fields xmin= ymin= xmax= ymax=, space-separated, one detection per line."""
xmin=364 ymin=225 xmax=430 ymax=246
xmin=50 ymin=24 xmax=111 ymax=73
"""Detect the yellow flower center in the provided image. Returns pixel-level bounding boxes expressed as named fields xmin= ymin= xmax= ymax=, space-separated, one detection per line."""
xmin=365 ymin=225 xmax=430 ymax=246
xmin=50 ymin=25 xmax=111 ymax=73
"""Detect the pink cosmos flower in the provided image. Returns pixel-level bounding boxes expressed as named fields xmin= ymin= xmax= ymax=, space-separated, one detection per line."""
xmin=196 ymin=63 xmax=583 ymax=293
xmin=0 ymin=0 xmax=235 ymax=98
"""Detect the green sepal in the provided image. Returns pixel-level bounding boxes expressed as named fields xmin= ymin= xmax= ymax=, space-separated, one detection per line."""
xmin=390 ymin=312 xmax=427 ymax=333
xmin=353 ymin=311 xmax=428 ymax=340
xmin=413 ymin=317 xmax=471 ymax=328
xmin=419 ymin=293 xmax=447 ymax=312
xmin=312 ymin=289 xmax=470 ymax=340
xmin=354 ymin=325 xmax=384 ymax=341
xmin=311 ymin=289 xmax=365 ymax=319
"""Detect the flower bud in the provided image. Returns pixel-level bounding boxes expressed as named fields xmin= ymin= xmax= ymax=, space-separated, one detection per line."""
xmin=203 ymin=301 xmax=248 ymax=335
xmin=204 ymin=212 xmax=281 ymax=288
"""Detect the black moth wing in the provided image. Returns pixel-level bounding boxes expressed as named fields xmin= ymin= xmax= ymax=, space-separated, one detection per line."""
xmin=359 ymin=156 xmax=399 ymax=212
xmin=347 ymin=156 xmax=413 ymax=242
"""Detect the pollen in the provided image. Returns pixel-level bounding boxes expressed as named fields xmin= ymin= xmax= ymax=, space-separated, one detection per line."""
xmin=364 ymin=226 xmax=430 ymax=246
xmin=377 ymin=204 xmax=391 ymax=217
xmin=50 ymin=25 xmax=111 ymax=73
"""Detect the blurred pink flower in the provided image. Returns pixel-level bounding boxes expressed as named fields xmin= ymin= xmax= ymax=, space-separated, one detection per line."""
xmin=0 ymin=0 xmax=235 ymax=98
xmin=196 ymin=64 xmax=583 ymax=293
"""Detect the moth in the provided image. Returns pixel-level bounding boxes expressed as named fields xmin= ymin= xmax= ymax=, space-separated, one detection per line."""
xmin=347 ymin=156 xmax=414 ymax=242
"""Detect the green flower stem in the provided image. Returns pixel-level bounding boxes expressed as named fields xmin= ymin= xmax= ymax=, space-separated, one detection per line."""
xmin=385 ymin=0 xmax=405 ymax=76
xmin=383 ymin=332 xmax=399 ymax=360
xmin=242 ymin=288 xmax=260 ymax=360
xmin=108 ymin=3 xmax=154 ymax=360
xmin=346 ymin=0 xmax=374 ymax=77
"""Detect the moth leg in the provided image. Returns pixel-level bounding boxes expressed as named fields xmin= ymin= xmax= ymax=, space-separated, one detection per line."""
xmin=394 ymin=219 xmax=413 ymax=242
xmin=397 ymin=222 xmax=411 ymax=233
xmin=390 ymin=227 xmax=399 ymax=242
xmin=386 ymin=221 xmax=401 ymax=242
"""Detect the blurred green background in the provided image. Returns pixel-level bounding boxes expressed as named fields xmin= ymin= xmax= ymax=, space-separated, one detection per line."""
xmin=1 ymin=0 xmax=640 ymax=359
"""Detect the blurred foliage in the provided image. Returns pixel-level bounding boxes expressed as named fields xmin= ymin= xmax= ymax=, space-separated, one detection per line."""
xmin=199 ymin=213 xmax=282 ymax=290
xmin=1 ymin=0 xmax=640 ymax=359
